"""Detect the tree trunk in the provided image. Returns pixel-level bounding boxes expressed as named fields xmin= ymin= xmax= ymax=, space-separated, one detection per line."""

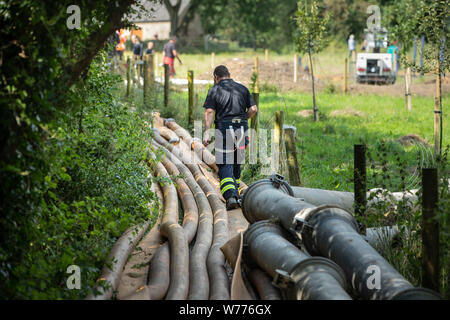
xmin=66 ymin=0 xmax=137 ymax=87
xmin=164 ymin=0 xmax=182 ymax=37
xmin=308 ymin=49 xmax=318 ymax=122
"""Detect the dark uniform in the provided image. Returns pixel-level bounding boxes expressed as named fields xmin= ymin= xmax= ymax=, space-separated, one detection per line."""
xmin=203 ymin=78 xmax=255 ymax=201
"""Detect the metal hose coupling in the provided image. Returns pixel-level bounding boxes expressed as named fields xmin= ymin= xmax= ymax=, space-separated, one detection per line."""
xmin=241 ymin=175 xmax=442 ymax=300
xmin=243 ymin=221 xmax=351 ymax=300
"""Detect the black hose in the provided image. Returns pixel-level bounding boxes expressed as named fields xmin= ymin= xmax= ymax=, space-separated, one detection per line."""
xmin=244 ymin=221 xmax=351 ymax=300
xmin=241 ymin=175 xmax=442 ymax=300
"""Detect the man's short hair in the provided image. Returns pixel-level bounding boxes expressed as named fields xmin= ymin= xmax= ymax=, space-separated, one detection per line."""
xmin=214 ymin=65 xmax=230 ymax=78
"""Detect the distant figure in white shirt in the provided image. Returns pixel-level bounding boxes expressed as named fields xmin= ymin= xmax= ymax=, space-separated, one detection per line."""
xmin=348 ymin=34 xmax=356 ymax=60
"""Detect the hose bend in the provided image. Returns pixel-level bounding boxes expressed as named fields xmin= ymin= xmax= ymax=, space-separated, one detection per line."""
xmin=153 ymin=131 xmax=230 ymax=300
xmin=155 ymin=141 xmax=213 ymax=300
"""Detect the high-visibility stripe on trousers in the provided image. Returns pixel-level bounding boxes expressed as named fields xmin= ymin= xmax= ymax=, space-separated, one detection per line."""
xmin=220 ymin=177 xmax=237 ymax=198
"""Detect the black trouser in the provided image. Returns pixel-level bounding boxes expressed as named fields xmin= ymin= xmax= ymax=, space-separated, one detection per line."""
xmin=214 ymin=119 xmax=248 ymax=200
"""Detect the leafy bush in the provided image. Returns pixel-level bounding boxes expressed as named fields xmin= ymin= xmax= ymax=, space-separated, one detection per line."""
xmin=0 ymin=53 xmax=158 ymax=299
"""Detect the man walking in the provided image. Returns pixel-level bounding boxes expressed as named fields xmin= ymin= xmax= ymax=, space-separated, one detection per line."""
xmin=203 ymin=65 xmax=258 ymax=210
xmin=132 ymin=35 xmax=143 ymax=60
xmin=163 ymin=36 xmax=182 ymax=77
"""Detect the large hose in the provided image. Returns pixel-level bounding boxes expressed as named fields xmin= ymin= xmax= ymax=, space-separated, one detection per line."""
xmin=154 ymin=159 xmax=189 ymax=300
xmin=153 ymin=130 xmax=230 ymax=300
xmin=86 ymin=222 xmax=149 ymax=300
xmin=244 ymin=221 xmax=351 ymax=300
xmin=291 ymin=186 xmax=418 ymax=213
xmin=165 ymin=118 xmax=218 ymax=172
xmin=154 ymin=141 xmax=213 ymax=300
xmin=247 ymin=269 xmax=281 ymax=300
xmin=241 ymin=175 xmax=441 ymax=300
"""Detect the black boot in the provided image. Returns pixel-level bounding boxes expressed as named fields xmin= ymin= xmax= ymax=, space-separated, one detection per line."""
xmin=226 ymin=196 xmax=240 ymax=210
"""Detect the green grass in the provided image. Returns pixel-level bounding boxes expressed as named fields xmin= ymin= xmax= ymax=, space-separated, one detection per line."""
xmin=154 ymin=85 xmax=448 ymax=192
xmin=254 ymin=91 xmax=449 ymax=191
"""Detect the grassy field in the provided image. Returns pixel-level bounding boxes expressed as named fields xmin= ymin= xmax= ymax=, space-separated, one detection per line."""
xmin=124 ymin=44 xmax=352 ymax=78
xmin=149 ymin=84 xmax=449 ymax=192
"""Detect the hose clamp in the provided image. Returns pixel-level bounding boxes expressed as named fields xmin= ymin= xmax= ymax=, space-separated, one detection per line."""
xmin=273 ymin=269 xmax=294 ymax=289
xmin=269 ymin=173 xmax=286 ymax=189
xmin=293 ymin=217 xmax=314 ymax=234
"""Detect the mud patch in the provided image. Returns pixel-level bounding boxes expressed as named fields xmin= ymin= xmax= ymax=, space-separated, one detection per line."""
xmin=297 ymin=109 xmax=314 ymax=117
xmin=396 ymin=134 xmax=429 ymax=147
xmin=329 ymin=108 xmax=366 ymax=117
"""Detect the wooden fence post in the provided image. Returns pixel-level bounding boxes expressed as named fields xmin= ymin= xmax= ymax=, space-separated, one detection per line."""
xmin=434 ymin=65 xmax=442 ymax=155
xmin=143 ymin=57 xmax=149 ymax=107
xmin=343 ymin=58 xmax=348 ymax=94
xmin=251 ymin=92 xmax=259 ymax=135
xmin=294 ymin=53 xmax=298 ymax=83
xmin=405 ymin=66 xmax=412 ymax=111
xmin=164 ymin=64 xmax=169 ymax=108
xmin=251 ymin=56 xmax=260 ymax=135
xmin=254 ymin=56 xmax=259 ymax=93
xmin=148 ymin=54 xmax=154 ymax=83
xmin=274 ymin=111 xmax=284 ymax=174
xmin=188 ymin=70 xmax=194 ymax=129
xmin=407 ymin=67 xmax=412 ymax=110
xmin=354 ymin=144 xmax=367 ymax=222
xmin=126 ymin=57 xmax=131 ymax=97
xmin=136 ymin=60 xmax=141 ymax=88
xmin=421 ymin=168 xmax=440 ymax=292
xmin=284 ymin=125 xmax=301 ymax=186
xmin=154 ymin=53 xmax=159 ymax=79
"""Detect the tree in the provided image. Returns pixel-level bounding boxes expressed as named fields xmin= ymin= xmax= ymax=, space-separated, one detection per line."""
xmin=226 ymin=0 xmax=280 ymax=50
xmin=413 ymin=0 xmax=449 ymax=156
xmin=293 ymin=0 xmax=331 ymax=121
xmin=163 ymin=0 xmax=185 ymax=37
xmin=0 ymin=0 xmax=149 ymax=298
xmin=388 ymin=0 xmax=449 ymax=154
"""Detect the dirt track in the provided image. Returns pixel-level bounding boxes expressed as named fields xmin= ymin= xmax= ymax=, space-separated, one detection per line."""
xmin=199 ymin=58 xmax=449 ymax=97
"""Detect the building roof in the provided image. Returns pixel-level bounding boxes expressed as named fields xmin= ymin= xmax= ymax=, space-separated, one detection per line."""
xmin=129 ymin=0 xmax=191 ymax=23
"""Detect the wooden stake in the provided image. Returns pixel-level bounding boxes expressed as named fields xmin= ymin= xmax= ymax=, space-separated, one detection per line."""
xmin=126 ymin=57 xmax=131 ymax=97
xmin=294 ymin=53 xmax=298 ymax=83
xmin=354 ymin=144 xmax=367 ymax=221
xmin=251 ymin=92 xmax=259 ymax=134
xmin=154 ymin=53 xmax=159 ymax=79
xmin=434 ymin=65 xmax=441 ymax=155
xmin=284 ymin=125 xmax=301 ymax=186
xmin=265 ymin=49 xmax=268 ymax=61
xmin=421 ymin=168 xmax=440 ymax=292
xmin=136 ymin=60 xmax=141 ymax=88
xmin=254 ymin=56 xmax=259 ymax=93
xmin=143 ymin=57 xmax=149 ymax=106
xmin=164 ymin=64 xmax=169 ymax=108
xmin=407 ymin=67 xmax=412 ymax=111
xmin=188 ymin=70 xmax=194 ymax=129
xmin=404 ymin=66 xmax=412 ymax=111
xmin=148 ymin=54 xmax=154 ymax=84
xmin=274 ymin=111 xmax=284 ymax=174
xmin=343 ymin=58 xmax=348 ymax=94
